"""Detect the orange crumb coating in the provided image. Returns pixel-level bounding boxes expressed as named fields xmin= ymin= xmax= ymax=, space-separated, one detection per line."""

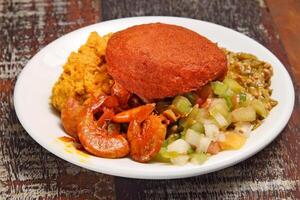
xmin=51 ymin=32 xmax=114 ymax=111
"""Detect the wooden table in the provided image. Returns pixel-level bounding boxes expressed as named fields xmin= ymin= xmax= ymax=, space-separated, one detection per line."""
xmin=1 ymin=0 xmax=299 ymax=199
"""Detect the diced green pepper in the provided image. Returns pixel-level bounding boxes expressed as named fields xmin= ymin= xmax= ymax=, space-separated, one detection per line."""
xmin=224 ymin=96 xmax=233 ymax=110
xmin=172 ymin=96 xmax=192 ymax=115
xmin=161 ymin=151 xmax=179 ymax=159
xmin=190 ymin=122 xmax=204 ymax=133
xmin=194 ymin=108 xmax=210 ymax=123
xmin=223 ymin=78 xmax=245 ymax=93
xmin=211 ymin=81 xmax=234 ymax=108
xmin=251 ymin=99 xmax=268 ymax=118
xmin=179 ymin=105 xmax=200 ymax=128
xmin=154 ymin=147 xmax=182 ymax=162
xmin=190 ymin=153 xmax=208 ymax=164
xmin=179 ymin=117 xmax=195 ymax=129
xmin=209 ymin=99 xmax=229 ymax=116
xmin=153 ymin=147 xmax=171 ymax=163
xmin=188 ymin=105 xmax=200 ymax=119
xmin=211 ymin=81 xmax=229 ymax=96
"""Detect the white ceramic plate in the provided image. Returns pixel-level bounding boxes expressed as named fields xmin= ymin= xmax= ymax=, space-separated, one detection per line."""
xmin=14 ymin=16 xmax=294 ymax=179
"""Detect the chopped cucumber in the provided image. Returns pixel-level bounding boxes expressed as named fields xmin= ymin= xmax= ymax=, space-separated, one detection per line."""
xmin=190 ymin=122 xmax=204 ymax=133
xmin=251 ymin=99 xmax=268 ymax=118
xmin=188 ymin=105 xmax=200 ymax=119
xmin=179 ymin=105 xmax=200 ymax=128
xmin=211 ymin=81 xmax=235 ymax=96
xmin=209 ymin=99 xmax=231 ymax=127
xmin=232 ymin=106 xmax=256 ymax=122
xmin=224 ymin=96 xmax=233 ymax=110
xmin=190 ymin=153 xmax=208 ymax=164
xmin=213 ymin=112 xmax=229 ymax=127
xmin=209 ymin=98 xmax=229 ymax=117
xmin=172 ymin=96 xmax=192 ymax=115
xmin=161 ymin=151 xmax=179 ymax=159
xmin=153 ymin=147 xmax=171 ymax=162
xmin=223 ymin=78 xmax=245 ymax=93
xmin=211 ymin=81 xmax=235 ymax=109
xmin=179 ymin=117 xmax=195 ymax=129
xmin=211 ymin=81 xmax=229 ymax=96
xmin=195 ymin=108 xmax=210 ymax=123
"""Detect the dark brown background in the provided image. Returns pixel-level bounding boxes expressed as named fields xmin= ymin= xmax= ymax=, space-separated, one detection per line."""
xmin=0 ymin=0 xmax=299 ymax=199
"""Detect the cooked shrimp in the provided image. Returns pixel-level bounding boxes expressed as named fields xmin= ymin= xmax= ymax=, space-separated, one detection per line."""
xmin=111 ymin=81 xmax=131 ymax=107
xmin=77 ymin=96 xmax=130 ymax=158
xmin=61 ymin=95 xmax=118 ymax=139
xmin=61 ymin=97 xmax=85 ymax=140
xmin=127 ymin=114 xmax=167 ymax=162
xmin=97 ymin=107 xmax=115 ymax=127
xmin=112 ymin=103 xmax=155 ymax=123
xmin=111 ymin=103 xmax=166 ymax=162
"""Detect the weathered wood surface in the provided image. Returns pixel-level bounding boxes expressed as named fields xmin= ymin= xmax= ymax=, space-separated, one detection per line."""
xmin=265 ymin=0 xmax=300 ymax=84
xmin=0 ymin=0 xmax=299 ymax=199
xmin=0 ymin=1 xmax=115 ymax=199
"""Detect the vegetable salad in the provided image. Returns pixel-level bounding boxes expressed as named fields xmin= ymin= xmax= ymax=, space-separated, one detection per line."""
xmin=154 ymin=52 xmax=277 ymax=165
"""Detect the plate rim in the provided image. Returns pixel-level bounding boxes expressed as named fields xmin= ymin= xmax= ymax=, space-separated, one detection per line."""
xmin=13 ymin=16 xmax=295 ymax=179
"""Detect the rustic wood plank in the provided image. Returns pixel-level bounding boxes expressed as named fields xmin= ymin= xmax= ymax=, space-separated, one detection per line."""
xmin=263 ymin=1 xmax=300 ymax=198
xmin=265 ymin=0 xmax=300 ymax=84
xmin=0 ymin=1 xmax=115 ymax=199
xmin=1 ymin=0 xmax=299 ymax=199
xmin=101 ymin=0 xmax=300 ymax=199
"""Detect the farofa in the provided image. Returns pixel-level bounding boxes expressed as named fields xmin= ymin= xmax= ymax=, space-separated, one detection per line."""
xmin=51 ymin=32 xmax=114 ymax=111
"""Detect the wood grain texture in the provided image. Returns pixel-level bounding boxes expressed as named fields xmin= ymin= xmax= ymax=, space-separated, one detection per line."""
xmin=1 ymin=0 xmax=299 ymax=199
xmin=0 ymin=1 xmax=115 ymax=199
xmin=101 ymin=0 xmax=300 ymax=199
xmin=265 ymin=0 xmax=300 ymax=85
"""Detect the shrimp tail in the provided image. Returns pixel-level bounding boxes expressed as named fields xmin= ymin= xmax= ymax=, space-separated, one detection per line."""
xmin=127 ymin=114 xmax=166 ymax=162
xmin=77 ymin=96 xmax=130 ymax=158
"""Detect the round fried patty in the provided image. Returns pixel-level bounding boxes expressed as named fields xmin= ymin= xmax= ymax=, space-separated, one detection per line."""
xmin=106 ymin=23 xmax=227 ymax=100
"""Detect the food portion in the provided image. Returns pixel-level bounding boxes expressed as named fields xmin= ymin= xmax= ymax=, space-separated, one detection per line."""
xmin=225 ymin=51 xmax=278 ymax=125
xmin=51 ymin=23 xmax=277 ymax=165
xmin=106 ymin=23 xmax=227 ymax=100
xmin=51 ymin=32 xmax=113 ymax=111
